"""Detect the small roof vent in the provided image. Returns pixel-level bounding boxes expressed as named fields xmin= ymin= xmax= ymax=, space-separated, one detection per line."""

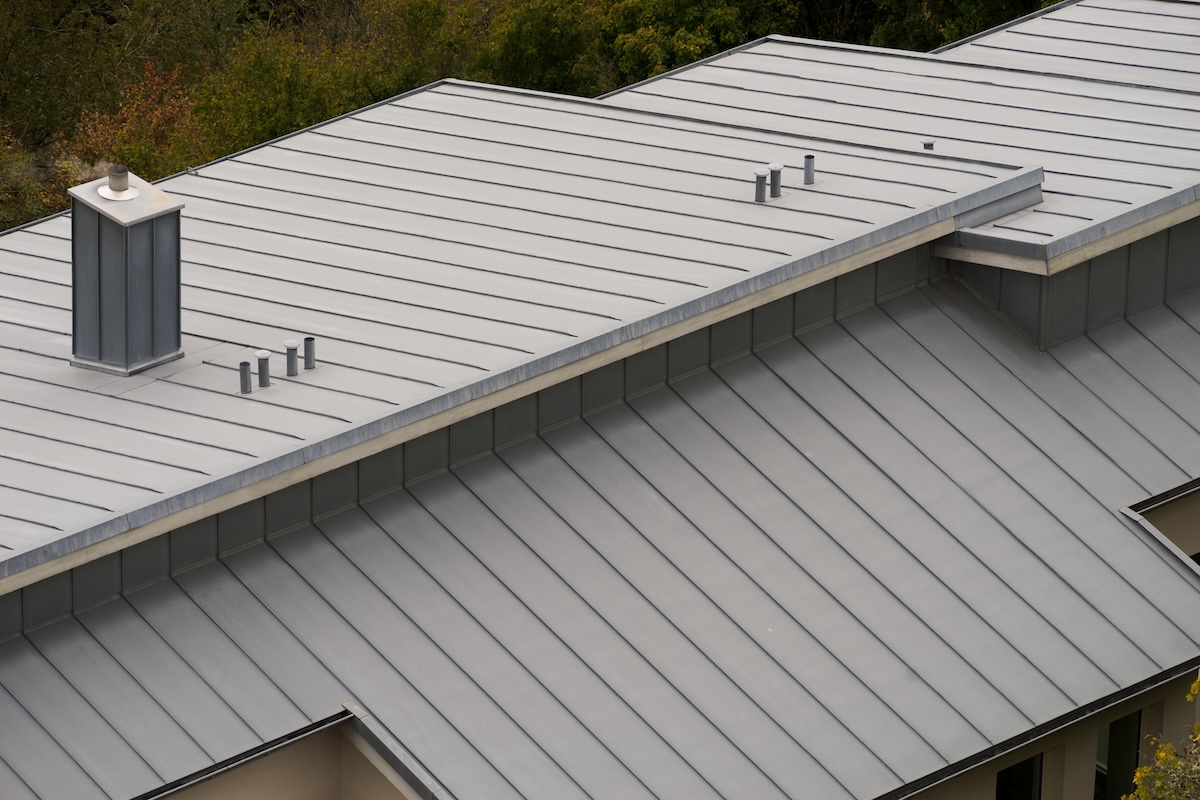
xmin=67 ymin=166 xmax=185 ymax=375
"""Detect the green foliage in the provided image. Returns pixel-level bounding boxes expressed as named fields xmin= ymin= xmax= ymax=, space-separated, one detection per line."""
xmin=1123 ymin=725 xmax=1200 ymax=800
xmin=604 ymin=0 xmax=745 ymax=85
xmin=0 ymin=121 xmax=61 ymax=229
xmin=192 ymin=27 xmax=377 ymax=156
xmin=476 ymin=0 xmax=608 ymax=95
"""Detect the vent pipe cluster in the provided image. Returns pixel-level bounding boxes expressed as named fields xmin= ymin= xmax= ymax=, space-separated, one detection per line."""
xmin=239 ymin=337 xmax=318 ymax=394
xmin=753 ymin=157 xmax=816 ymax=201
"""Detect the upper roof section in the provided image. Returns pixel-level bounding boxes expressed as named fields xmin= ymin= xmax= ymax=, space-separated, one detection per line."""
xmin=937 ymin=0 xmax=1200 ymax=91
xmin=0 ymin=81 xmax=1038 ymax=585
xmin=601 ymin=8 xmax=1200 ymax=272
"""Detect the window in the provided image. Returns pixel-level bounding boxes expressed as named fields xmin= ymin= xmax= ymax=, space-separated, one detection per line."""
xmin=1094 ymin=711 xmax=1141 ymax=800
xmin=996 ymin=753 xmax=1042 ymax=800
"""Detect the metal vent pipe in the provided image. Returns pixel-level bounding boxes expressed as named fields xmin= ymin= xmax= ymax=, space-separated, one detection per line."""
xmin=754 ymin=167 xmax=769 ymax=203
xmin=239 ymin=362 xmax=252 ymax=394
xmin=304 ymin=337 xmax=316 ymax=370
xmin=803 ymin=155 xmax=815 ymax=185
xmin=768 ymin=163 xmax=783 ymax=198
xmin=285 ymin=339 xmax=300 ymax=376
xmin=256 ymin=350 xmax=271 ymax=387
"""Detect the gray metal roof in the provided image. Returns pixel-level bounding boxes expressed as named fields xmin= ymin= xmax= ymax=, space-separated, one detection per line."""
xmin=0 ymin=80 xmax=1038 ymax=578
xmin=937 ymin=0 xmax=1200 ymax=91
xmin=3 ymin=280 xmax=1199 ymax=800
xmin=601 ymin=17 xmax=1200 ymax=267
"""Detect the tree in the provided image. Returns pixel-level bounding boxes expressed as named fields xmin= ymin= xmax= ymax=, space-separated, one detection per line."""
xmin=1122 ymin=678 xmax=1200 ymax=800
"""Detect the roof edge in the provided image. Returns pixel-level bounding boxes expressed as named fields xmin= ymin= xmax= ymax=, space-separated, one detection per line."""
xmin=131 ymin=711 xmax=353 ymax=800
xmin=884 ymin=655 xmax=1200 ymax=800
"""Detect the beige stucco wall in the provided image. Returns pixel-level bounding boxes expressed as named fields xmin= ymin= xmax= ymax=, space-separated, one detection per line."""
xmin=911 ymin=672 xmax=1197 ymax=800
xmin=169 ymin=726 xmax=417 ymax=800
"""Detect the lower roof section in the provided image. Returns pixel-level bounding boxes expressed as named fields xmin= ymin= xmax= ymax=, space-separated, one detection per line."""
xmin=2 ymin=278 xmax=1199 ymax=800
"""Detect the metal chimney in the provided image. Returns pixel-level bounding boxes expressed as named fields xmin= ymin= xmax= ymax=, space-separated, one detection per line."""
xmin=67 ymin=166 xmax=185 ymax=375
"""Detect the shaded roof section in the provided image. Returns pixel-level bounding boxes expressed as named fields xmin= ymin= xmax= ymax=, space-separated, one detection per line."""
xmin=3 ymin=281 xmax=1200 ymax=800
xmin=937 ymin=0 xmax=1200 ymax=90
xmin=601 ymin=21 xmax=1200 ymax=266
xmin=0 ymin=81 xmax=1038 ymax=576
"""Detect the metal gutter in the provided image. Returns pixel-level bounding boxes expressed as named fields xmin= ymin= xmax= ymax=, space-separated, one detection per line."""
xmin=884 ymin=655 xmax=1200 ymax=800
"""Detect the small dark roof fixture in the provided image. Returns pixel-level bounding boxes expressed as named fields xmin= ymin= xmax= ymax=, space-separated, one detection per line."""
xmin=67 ymin=165 xmax=185 ymax=375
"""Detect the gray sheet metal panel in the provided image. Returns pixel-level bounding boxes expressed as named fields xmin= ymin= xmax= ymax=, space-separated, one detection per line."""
xmin=0 ymin=456 xmax=148 ymax=516
xmin=794 ymin=279 xmax=836 ymax=332
xmin=668 ymin=328 xmax=710 ymax=378
xmin=171 ymin=559 xmax=347 ymax=720
xmin=123 ymin=579 xmax=310 ymax=742
xmin=24 ymin=615 xmax=212 ymax=781
xmin=492 ymin=431 xmax=894 ymax=798
xmin=1088 ymin=248 xmax=1129 ymax=331
xmin=170 ymin=518 xmax=218 ymax=573
xmin=127 ymin=222 xmax=154 ymax=365
xmin=0 ymin=683 xmax=108 ymax=800
xmin=1131 ymin=301 xmax=1200 ymax=388
xmin=75 ymin=598 xmax=262 ymax=762
xmin=0 ymin=757 xmax=39 ymax=800
xmin=0 ymin=635 xmax=162 ymax=798
xmin=1000 ymin=269 xmax=1041 ymax=344
xmin=1050 ymin=336 xmax=1200 ymax=479
xmin=0 ymin=428 xmax=203 ymax=491
xmin=357 ymin=492 xmax=725 ymax=800
xmin=540 ymin=415 xmax=958 ymax=779
xmin=218 ymin=541 xmax=527 ymax=800
xmin=1166 ymin=216 xmax=1200 ymax=299
xmin=152 ymin=213 xmax=181 ymax=358
xmin=121 ymin=537 xmax=169 ymax=591
xmin=1128 ymin=230 xmax=1170 ymax=315
xmin=836 ymin=265 xmax=876 ymax=318
xmin=0 ymin=592 xmax=20 ymax=638
xmin=413 ymin=459 xmax=803 ymax=800
xmin=704 ymin=328 xmax=1133 ymax=693
xmin=1089 ymin=320 xmax=1200 ymax=437
xmin=217 ymin=499 xmax=265 ymax=555
xmin=312 ymin=463 xmax=357 ymax=517
xmin=1047 ymin=265 xmax=1090 ymax=347
xmin=0 ymin=373 xmax=298 ymax=457
xmin=303 ymin=510 xmax=654 ymax=800
xmin=71 ymin=202 xmax=100 ymax=361
xmin=21 ymin=571 xmax=70 ymax=629
xmin=743 ymin=340 xmax=1068 ymax=727
xmin=98 ymin=215 xmax=127 ymax=365
xmin=0 ymin=399 xmax=251 ymax=475
xmin=924 ymin=280 xmax=1189 ymax=494
xmin=836 ymin=304 xmax=1190 ymax=671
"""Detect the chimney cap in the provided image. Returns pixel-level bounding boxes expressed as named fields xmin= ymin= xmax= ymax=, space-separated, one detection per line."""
xmin=68 ymin=169 xmax=184 ymax=227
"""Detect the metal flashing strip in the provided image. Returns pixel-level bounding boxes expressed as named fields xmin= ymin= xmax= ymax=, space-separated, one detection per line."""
xmin=1130 ymin=477 xmax=1200 ymax=515
xmin=344 ymin=701 xmax=457 ymax=800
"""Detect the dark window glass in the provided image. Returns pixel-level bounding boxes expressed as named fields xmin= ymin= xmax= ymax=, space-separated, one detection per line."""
xmin=1095 ymin=711 xmax=1141 ymax=800
xmin=996 ymin=754 xmax=1042 ymax=800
